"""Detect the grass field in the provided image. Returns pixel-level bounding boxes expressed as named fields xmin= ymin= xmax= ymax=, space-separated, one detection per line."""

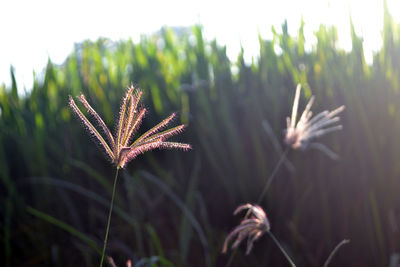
xmin=1 ymin=5 xmax=400 ymax=266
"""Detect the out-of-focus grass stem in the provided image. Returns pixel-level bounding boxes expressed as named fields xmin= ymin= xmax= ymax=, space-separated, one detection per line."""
xmin=257 ymin=147 xmax=290 ymax=204
xmin=225 ymin=147 xmax=290 ymax=266
xmin=268 ymin=232 xmax=296 ymax=267
xmin=323 ymin=239 xmax=350 ymax=267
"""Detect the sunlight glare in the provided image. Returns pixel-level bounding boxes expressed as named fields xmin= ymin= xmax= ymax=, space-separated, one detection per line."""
xmin=0 ymin=0 xmax=399 ymax=90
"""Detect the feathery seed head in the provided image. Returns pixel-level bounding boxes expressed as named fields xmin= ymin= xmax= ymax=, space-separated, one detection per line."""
xmin=69 ymin=84 xmax=191 ymax=169
xmin=284 ymin=84 xmax=345 ymax=157
xmin=222 ymin=204 xmax=270 ymax=255
xmin=107 ymin=257 xmax=132 ymax=267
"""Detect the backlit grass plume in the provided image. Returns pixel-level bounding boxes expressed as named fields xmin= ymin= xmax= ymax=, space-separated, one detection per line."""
xmin=223 ymin=204 xmax=295 ymax=266
xmin=285 ymin=84 xmax=344 ymax=158
xmin=222 ymin=204 xmax=270 ymax=255
xmin=257 ymin=84 xmax=345 ymax=209
xmin=69 ymin=84 xmax=191 ymax=168
xmin=69 ymin=84 xmax=190 ymax=267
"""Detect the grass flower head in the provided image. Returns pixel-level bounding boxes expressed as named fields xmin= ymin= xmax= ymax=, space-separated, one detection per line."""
xmin=222 ymin=204 xmax=270 ymax=255
xmin=285 ymin=84 xmax=344 ymax=158
xmin=69 ymin=84 xmax=191 ymax=169
xmin=69 ymin=84 xmax=191 ymax=267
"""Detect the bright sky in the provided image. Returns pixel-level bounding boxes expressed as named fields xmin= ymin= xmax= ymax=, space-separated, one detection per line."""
xmin=1 ymin=0 xmax=399 ymax=90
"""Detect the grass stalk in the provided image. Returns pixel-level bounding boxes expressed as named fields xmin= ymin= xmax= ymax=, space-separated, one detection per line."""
xmin=257 ymin=147 xmax=289 ymax=204
xmin=99 ymin=168 xmax=120 ymax=267
xmin=226 ymin=147 xmax=291 ymax=266
xmin=323 ymin=239 xmax=350 ymax=267
xmin=268 ymin=232 xmax=296 ymax=267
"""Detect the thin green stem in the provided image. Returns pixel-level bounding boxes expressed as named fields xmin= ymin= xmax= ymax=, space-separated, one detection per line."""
xmin=225 ymin=147 xmax=290 ymax=266
xmin=268 ymin=232 xmax=296 ymax=267
xmin=225 ymin=248 xmax=237 ymax=267
xmin=257 ymin=147 xmax=289 ymax=204
xmin=99 ymin=168 xmax=120 ymax=267
xmin=323 ymin=239 xmax=350 ymax=267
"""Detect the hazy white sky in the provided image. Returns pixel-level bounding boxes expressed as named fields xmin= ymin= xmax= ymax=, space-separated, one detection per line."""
xmin=1 ymin=0 xmax=399 ymax=90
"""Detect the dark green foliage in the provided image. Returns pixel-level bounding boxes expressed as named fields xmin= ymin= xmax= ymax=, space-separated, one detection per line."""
xmin=2 ymin=7 xmax=400 ymax=266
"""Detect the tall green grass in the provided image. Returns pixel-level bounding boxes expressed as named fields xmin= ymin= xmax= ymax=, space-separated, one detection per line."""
xmin=1 ymin=4 xmax=400 ymax=266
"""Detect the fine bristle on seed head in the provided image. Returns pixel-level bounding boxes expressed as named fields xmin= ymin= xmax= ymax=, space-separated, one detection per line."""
xmin=69 ymin=83 xmax=190 ymax=169
xmin=69 ymin=95 xmax=115 ymax=162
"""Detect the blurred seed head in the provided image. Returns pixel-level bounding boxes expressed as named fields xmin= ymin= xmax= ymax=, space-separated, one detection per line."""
xmin=284 ymin=84 xmax=344 ymax=158
xmin=222 ymin=204 xmax=270 ymax=255
xmin=107 ymin=257 xmax=132 ymax=267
